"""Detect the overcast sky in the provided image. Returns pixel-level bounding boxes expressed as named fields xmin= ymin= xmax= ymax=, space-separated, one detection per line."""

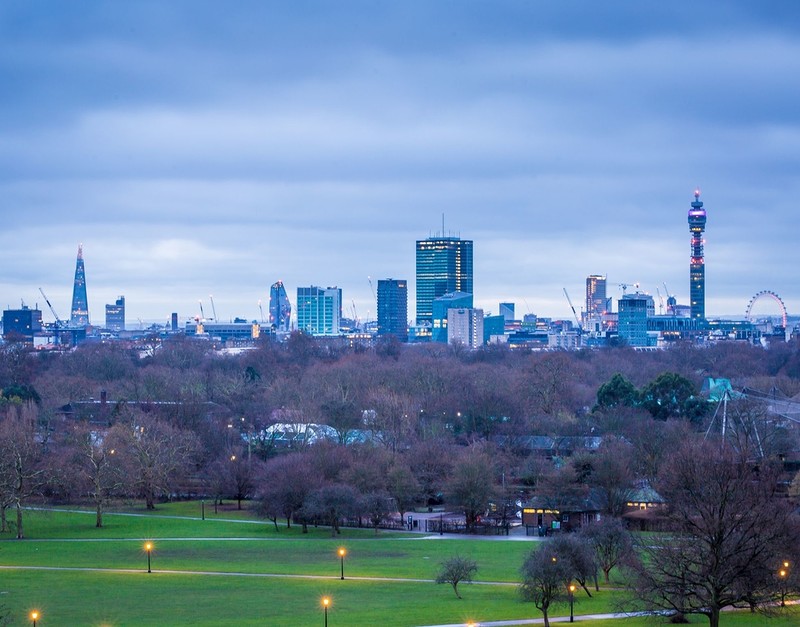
xmin=1 ymin=1 xmax=798 ymax=327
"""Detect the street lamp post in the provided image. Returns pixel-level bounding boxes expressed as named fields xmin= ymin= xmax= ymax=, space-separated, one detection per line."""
xmin=568 ymin=583 xmax=576 ymax=623
xmin=338 ymin=548 xmax=346 ymax=580
xmin=145 ymin=542 xmax=153 ymax=573
xmin=322 ymin=596 xmax=330 ymax=627
xmin=778 ymin=561 xmax=789 ymax=606
xmin=30 ymin=610 xmax=40 ymax=627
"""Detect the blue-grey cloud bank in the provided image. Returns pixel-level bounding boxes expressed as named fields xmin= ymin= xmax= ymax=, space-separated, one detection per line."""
xmin=1 ymin=1 xmax=798 ymax=325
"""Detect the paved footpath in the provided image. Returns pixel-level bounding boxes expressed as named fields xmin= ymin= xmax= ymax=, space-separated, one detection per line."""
xmin=417 ymin=611 xmax=655 ymax=626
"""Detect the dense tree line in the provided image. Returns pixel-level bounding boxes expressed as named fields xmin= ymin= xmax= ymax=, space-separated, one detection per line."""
xmin=0 ymin=335 xmax=798 ymax=533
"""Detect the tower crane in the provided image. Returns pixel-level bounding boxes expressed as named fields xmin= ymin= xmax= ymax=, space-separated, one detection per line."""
xmin=562 ymin=288 xmax=583 ymax=332
xmin=611 ymin=282 xmax=639 ymax=294
xmin=656 ymin=287 xmax=665 ymax=315
xmin=38 ymin=287 xmax=64 ymax=328
xmin=38 ymin=288 xmax=64 ymax=345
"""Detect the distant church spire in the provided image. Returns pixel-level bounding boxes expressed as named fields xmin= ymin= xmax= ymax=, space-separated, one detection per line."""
xmin=70 ymin=244 xmax=90 ymax=327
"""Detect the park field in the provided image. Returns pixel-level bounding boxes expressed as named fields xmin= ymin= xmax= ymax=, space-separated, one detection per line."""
xmin=0 ymin=504 xmax=797 ymax=626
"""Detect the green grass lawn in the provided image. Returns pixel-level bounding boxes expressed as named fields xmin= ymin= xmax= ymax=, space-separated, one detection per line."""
xmin=0 ymin=505 xmax=797 ymax=626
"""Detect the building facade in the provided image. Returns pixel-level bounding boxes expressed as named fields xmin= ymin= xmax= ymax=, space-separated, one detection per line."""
xmin=618 ymin=292 xmax=656 ymax=347
xmin=70 ymin=244 xmax=90 ymax=327
xmin=296 ymin=286 xmax=341 ymax=336
xmin=2 ymin=306 xmax=43 ymax=343
xmin=585 ymin=275 xmax=609 ymax=316
xmin=415 ymin=235 xmax=473 ymax=324
xmin=447 ymin=307 xmax=484 ymax=348
xmin=105 ymin=296 xmax=125 ymax=331
xmin=269 ymin=281 xmax=292 ymax=332
xmin=431 ymin=291 xmax=472 ymax=343
xmin=688 ymin=190 xmax=707 ymax=320
xmin=377 ymin=278 xmax=408 ymax=341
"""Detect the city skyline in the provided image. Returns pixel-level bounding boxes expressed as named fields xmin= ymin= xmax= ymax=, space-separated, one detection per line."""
xmin=1 ymin=2 xmax=799 ymax=325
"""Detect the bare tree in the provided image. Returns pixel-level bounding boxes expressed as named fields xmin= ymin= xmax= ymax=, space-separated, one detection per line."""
xmin=207 ymin=447 xmax=262 ymax=510
xmin=302 ymin=483 xmax=361 ymax=536
xmin=0 ymin=405 xmax=47 ymax=538
xmin=116 ymin=413 xmax=200 ymax=509
xmin=580 ymin=516 xmax=633 ymax=585
xmin=446 ymin=448 xmax=495 ymax=532
xmin=519 ymin=545 xmax=573 ymax=627
xmin=255 ymin=452 xmax=315 ymax=531
xmin=435 ymin=555 xmax=478 ymax=599
xmin=627 ymin=441 xmax=800 ymax=627
xmin=548 ymin=533 xmax=597 ymax=597
xmin=67 ymin=423 xmax=130 ymax=527
xmin=386 ymin=461 xmax=421 ymax=525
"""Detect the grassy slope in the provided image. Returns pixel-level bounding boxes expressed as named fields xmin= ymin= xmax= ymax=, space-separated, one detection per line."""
xmin=0 ymin=505 xmax=797 ymax=626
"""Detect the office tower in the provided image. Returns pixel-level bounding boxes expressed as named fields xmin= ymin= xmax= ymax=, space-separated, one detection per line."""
xmin=269 ymin=281 xmax=292 ymax=332
xmin=296 ymin=286 xmax=341 ymax=336
xmin=415 ymin=234 xmax=473 ymax=324
xmin=499 ymin=302 xmax=515 ymax=322
xmin=171 ymin=312 xmax=178 ymax=331
xmin=431 ymin=291 xmax=473 ymax=343
xmin=105 ymin=296 xmax=125 ymax=331
xmin=448 ymin=307 xmax=484 ymax=348
xmin=688 ymin=190 xmax=707 ymax=320
xmin=377 ymin=279 xmax=408 ymax=341
xmin=585 ymin=275 xmax=608 ymax=316
xmin=2 ymin=306 xmax=43 ymax=343
xmin=618 ymin=292 xmax=655 ymax=347
xmin=70 ymin=244 xmax=90 ymax=327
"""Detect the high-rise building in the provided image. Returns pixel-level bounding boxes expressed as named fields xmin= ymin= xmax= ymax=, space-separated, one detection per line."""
xmin=585 ymin=275 xmax=609 ymax=316
xmin=269 ymin=281 xmax=292 ymax=332
xmin=70 ymin=244 xmax=89 ymax=327
xmin=688 ymin=190 xmax=707 ymax=320
xmin=447 ymin=307 xmax=484 ymax=348
xmin=377 ymin=279 xmax=408 ymax=341
xmin=415 ymin=235 xmax=473 ymax=324
xmin=105 ymin=296 xmax=125 ymax=331
xmin=296 ymin=286 xmax=341 ymax=336
xmin=431 ymin=291 xmax=473 ymax=343
xmin=499 ymin=302 xmax=515 ymax=322
xmin=2 ymin=306 xmax=43 ymax=343
xmin=618 ymin=292 xmax=656 ymax=347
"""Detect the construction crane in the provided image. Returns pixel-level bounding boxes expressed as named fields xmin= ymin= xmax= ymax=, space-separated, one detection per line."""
xmin=258 ymin=300 xmax=265 ymax=324
xmin=611 ymin=282 xmax=640 ymax=294
xmin=38 ymin=288 xmax=64 ymax=345
xmin=656 ymin=287 xmax=665 ymax=315
xmin=38 ymin=287 xmax=65 ymax=328
xmin=562 ymin=288 xmax=583 ymax=332
xmin=351 ymin=300 xmax=360 ymax=331
xmin=209 ymin=295 xmax=217 ymax=321
xmin=198 ymin=300 xmax=206 ymax=320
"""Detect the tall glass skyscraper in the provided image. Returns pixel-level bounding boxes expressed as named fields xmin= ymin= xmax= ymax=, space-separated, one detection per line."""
xmin=688 ymin=190 xmax=707 ymax=320
xmin=269 ymin=281 xmax=292 ymax=332
xmin=415 ymin=235 xmax=473 ymax=324
xmin=377 ymin=279 xmax=408 ymax=341
xmin=105 ymin=296 xmax=125 ymax=331
xmin=585 ymin=275 xmax=608 ymax=316
xmin=70 ymin=244 xmax=89 ymax=327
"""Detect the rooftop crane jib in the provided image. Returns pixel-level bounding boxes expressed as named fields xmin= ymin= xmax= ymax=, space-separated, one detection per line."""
xmin=38 ymin=287 xmax=64 ymax=328
xmin=562 ymin=288 xmax=583 ymax=332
